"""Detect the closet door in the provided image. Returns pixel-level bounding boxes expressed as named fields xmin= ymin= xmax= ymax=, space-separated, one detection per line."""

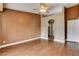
xmin=67 ymin=20 xmax=75 ymax=42
xmin=67 ymin=19 xmax=79 ymax=43
xmin=74 ymin=20 xmax=79 ymax=42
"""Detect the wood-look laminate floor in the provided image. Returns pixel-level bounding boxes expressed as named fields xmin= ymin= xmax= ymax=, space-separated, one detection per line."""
xmin=0 ymin=39 xmax=79 ymax=56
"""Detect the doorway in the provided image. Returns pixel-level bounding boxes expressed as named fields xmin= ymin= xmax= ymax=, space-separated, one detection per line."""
xmin=48 ymin=19 xmax=54 ymax=41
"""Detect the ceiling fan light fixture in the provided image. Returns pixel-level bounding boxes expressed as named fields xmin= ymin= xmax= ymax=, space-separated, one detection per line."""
xmin=39 ymin=3 xmax=48 ymax=13
xmin=40 ymin=9 xmax=47 ymax=13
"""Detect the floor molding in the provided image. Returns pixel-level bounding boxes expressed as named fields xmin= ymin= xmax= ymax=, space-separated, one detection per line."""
xmin=0 ymin=37 xmax=65 ymax=49
xmin=41 ymin=37 xmax=65 ymax=43
xmin=0 ymin=37 xmax=40 ymax=49
xmin=41 ymin=37 xmax=48 ymax=40
xmin=67 ymin=39 xmax=79 ymax=43
xmin=54 ymin=39 xmax=65 ymax=43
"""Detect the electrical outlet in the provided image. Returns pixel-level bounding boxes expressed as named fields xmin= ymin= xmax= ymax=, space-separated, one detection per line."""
xmin=3 ymin=41 xmax=6 ymax=43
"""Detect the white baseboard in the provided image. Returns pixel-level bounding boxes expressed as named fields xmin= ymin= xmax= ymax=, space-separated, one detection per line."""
xmin=0 ymin=37 xmax=40 ymax=49
xmin=54 ymin=39 xmax=65 ymax=43
xmin=40 ymin=37 xmax=65 ymax=43
xmin=66 ymin=39 xmax=79 ymax=43
xmin=0 ymin=37 xmax=65 ymax=49
xmin=41 ymin=37 xmax=48 ymax=40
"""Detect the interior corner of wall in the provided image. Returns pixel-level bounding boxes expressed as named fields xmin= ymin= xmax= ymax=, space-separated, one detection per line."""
xmin=40 ymin=36 xmax=48 ymax=40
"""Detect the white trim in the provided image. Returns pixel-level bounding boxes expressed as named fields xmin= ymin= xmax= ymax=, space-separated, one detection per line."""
xmin=41 ymin=37 xmax=65 ymax=43
xmin=41 ymin=37 xmax=48 ymax=40
xmin=67 ymin=39 xmax=79 ymax=43
xmin=0 ymin=37 xmax=65 ymax=49
xmin=54 ymin=39 xmax=65 ymax=43
xmin=0 ymin=37 xmax=40 ymax=49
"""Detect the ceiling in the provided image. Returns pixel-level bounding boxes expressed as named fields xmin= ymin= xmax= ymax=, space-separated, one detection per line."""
xmin=4 ymin=3 xmax=78 ymax=15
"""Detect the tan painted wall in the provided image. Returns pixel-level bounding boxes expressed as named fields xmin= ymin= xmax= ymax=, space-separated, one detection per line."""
xmin=0 ymin=13 xmax=3 ymax=45
xmin=0 ymin=3 xmax=3 ymax=45
xmin=1 ymin=9 xmax=40 ymax=44
xmin=0 ymin=3 xmax=3 ymax=12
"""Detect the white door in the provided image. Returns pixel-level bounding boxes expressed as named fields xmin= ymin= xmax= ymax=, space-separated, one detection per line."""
xmin=74 ymin=20 xmax=79 ymax=42
xmin=67 ymin=19 xmax=79 ymax=43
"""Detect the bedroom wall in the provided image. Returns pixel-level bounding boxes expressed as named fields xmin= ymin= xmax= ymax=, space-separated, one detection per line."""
xmin=0 ymin=13 xmax=3 ymax=45
xmin=41 ymin=12 xmax=65 ymax=42
xmin=0 ymin=3 xmax=3 ymax=12
xmin=1 ymin=9 xmax=41 ymax=44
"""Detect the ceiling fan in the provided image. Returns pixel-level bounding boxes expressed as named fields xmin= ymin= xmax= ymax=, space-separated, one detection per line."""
xmin=39 ymin=3 xmax=54 ymax=17
xmin=33 ymin=3 xmax=53 ymax=14
xmin=39 ymin=3 xmax=49 ymax=13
